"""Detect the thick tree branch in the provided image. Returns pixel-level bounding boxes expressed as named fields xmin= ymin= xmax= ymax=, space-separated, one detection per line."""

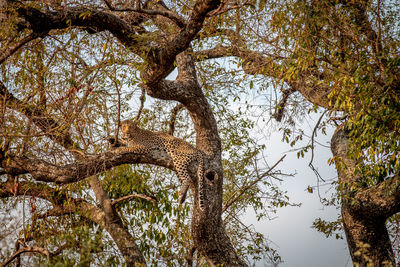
xmin=168 ymin=103 xmax=184 ymax=136
xmin=194 ymin=45 xmax=233 ymax=60
xmin=273 ymin=87 xmax=296 ymax=122
xmin=141 ymin=0 xmax=221 ymax=85
xmin=112 ymin=193 xmax=157 ymax=205
xmin=194 ymin=44 xmax=334 ymax=109
xmin=1 ymin=149 xmax=175 ymax=184
xmin=331 ymin=118 xmax=396 ymax=266
xmin=0 ymin=177 xmax=147 ymax=265
xmin=115 ymin=7 xmax=186 ymax=28
xmin=14 ymin=4 xmax=142 ymax=50
xmin=331 ymin=127 xmax=400 ymax=218
xmin=0 ymin=180 xmax=60 ymax=202
xmin=163 ymin=0 xmax=220 ymax=59
xmin=144 ymin=51 xmax=221 ymax=155
xmin=87 ymin=176 xmax=146 ymax=264
xmin=353 ymin=174 xmax=400 ymax=217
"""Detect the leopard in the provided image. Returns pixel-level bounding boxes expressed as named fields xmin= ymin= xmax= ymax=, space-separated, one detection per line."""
xmin=114 ymin=119 xmax=205 ymax=210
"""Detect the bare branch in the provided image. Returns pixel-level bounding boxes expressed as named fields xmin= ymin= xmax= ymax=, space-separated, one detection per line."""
xmin=207 ymin=1 xmax=254 ymax=17
xmin=134 ymin=87 xmax=146 ymax=122
xmin=1 ymin=149 xmax=175 ymax=184
xmin=168 ymin=103 xmax=184 ymax=135
xmin=15 ymin=4 xmax=142 ymax=50
xmin=0 ymin=32 xmax=44 ymax=64
xmin=273 ymin=86 xmax=296 ymax=122
xmin=222 ymin=155 xmax=286 ymax=213
xmin=2 ymin=243 xmax=50 ymax=266
xmin=112 ymin=193 xmax=157 ymax=205
xmin=115 ymin=7 xmax=186 ymax=28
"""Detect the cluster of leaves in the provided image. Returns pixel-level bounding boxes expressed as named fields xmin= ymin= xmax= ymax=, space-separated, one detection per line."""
xmin=263 ymin=0 xmax=400 ymax=259
xmin=270 ymin=0 xmax=400 ymax=184
xmin=0 ymin=4 xmax=293 ymax=265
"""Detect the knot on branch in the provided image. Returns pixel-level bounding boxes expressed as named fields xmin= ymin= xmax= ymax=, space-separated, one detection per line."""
xmin=205 ymin=169 xmax=217 ymax=182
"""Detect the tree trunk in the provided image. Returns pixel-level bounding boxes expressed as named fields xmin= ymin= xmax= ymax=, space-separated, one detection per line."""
xmin=341 ymin=205 xmax=394 ymax=266
xmin=331 ymin=127 xmax=395 ymax=266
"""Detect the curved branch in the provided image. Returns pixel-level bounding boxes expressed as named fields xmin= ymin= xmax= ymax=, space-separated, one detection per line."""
xmin=193 ymin=44 xmax=334 ymax=109
xmin=115 ymin=7 xmax=186 ymax=28
xmin=353 ymin=174 xmax=400 ymax=217
xmin=168 ymin=103 xmax=184 ymax=135
xmin=2 ymin=244 xmax=49 ymax=266
xmin=142 ymin=0 xmax=221 ymax=85
xmin=0 ymin=32 xmax=44 ymax=64
xmin=330 ymin=126 xmax=400 ymax=217
xmin=163 ymin=0 xmax=221 ymax=59
xmin=15 ymin=4 xmax=142 ymax=50
xmin=0 ymin=180 xmax=59 ymax=201
xmin=87 ymin=176 xmax=146 ymax=264
xmin=112 ymin=193 xmax=157 ymax=205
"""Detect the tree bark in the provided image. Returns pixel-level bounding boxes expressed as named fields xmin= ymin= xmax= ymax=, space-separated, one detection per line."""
xmin=88 ymin=176 xmax=146 ymax=265
xmin=331 ymin=127 xmax=396 ymax=266
xmin=341 ymin=206 xmax=394 ymax=266
xmin=1 ymin=0 xmax=248 ymax=265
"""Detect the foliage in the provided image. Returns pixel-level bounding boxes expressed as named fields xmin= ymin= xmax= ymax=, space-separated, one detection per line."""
xmin=0 ymin=0 xmax=290 ymax=265
xmin=2 ymin=0 xmax=399 ymax=265
xmin=270 ymin=0 xmax=400 ymax=184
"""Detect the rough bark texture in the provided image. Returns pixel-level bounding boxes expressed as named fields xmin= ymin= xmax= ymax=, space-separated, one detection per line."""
xmin=331 ymin=127 xmax=396 ymax=266
xmin=0 ymin=0 xmax=247 ymax=265
xmin=341 ymin=206 xmax=394 ymax=266
xmin=88 ymin=176 xmax=146 ymax=265
xmin=213 ymin=3 xmax=398 ymax=263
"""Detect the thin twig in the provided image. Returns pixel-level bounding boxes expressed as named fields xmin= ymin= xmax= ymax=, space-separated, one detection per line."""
xmin=134 ymin=87 xmax=146 ymax=123
xmin=112 ymin=193 xmax=157 ymax=205
xmin=2 ymin=243 xmax=50 ymax=266
xmin=168 ymin=103 xmax=184 ymax=135
xmin=308 ymin=110 xmax=328 ymax=183
xmin=0 ymin=33 xmax=43 ymax=64
xmin=222 ymin=155 xmax=286 ymax=213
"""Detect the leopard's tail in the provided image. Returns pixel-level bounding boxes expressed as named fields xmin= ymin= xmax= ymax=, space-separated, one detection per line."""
xmin=197 ymin=152 xmax=205 ymax=210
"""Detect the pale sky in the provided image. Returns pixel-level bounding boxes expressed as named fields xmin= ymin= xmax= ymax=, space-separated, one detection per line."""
xmin=248 ymin=119 xmax=351 ymax=266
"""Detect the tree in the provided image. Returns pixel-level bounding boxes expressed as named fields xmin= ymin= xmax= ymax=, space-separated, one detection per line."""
xmin=170 ymin=0 xmax=400 ymax=265
xmin=0 ymin=0 xmax=290 ymax=266
xmin=2 ymin=0 xmax=399 ymax=266
xmin=269 ymin=1 xmax=400 ymax=265
xmin=205 ymin=0 xmax=399 ymax=265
